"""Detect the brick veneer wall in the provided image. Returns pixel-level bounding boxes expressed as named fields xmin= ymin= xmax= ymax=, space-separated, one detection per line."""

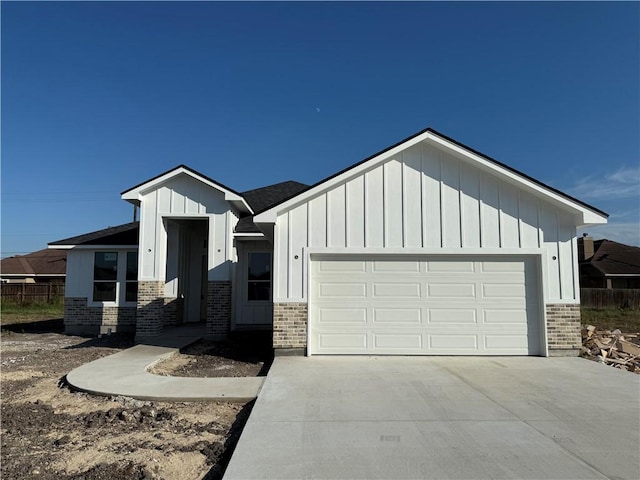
xmin=64 ymin=298 xmax=136 ymax=335
xmin=546 ymin=304 xmax=581 ymax=356
xmin=163 ymin=297 xmax=183 ymax=327
xmin=206 ymin=281 xmax=231 ymax=340
xmin=135 ymin=281 xmax=165 ymax=338
xmin=273 ymin=303 xmax=307 ymax=354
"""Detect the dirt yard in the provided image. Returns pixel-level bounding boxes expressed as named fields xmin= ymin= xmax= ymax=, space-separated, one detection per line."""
xmin=0 ymin=322 xmax=266 ymax=480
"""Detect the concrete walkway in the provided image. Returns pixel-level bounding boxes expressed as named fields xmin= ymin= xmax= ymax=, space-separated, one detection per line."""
xmin=224 ymin=356 xmax=640 ymax=480
xmin=66 ymin=325 xmax=264 ymax=402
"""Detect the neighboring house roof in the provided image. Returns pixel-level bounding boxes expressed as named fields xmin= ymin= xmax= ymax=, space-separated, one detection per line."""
xmin=1 ymin=249 xmax=67 ymax=278
xmin=49 ymin=222 xmax=139 ymax=248
xmin=584 ymin=240 xmax=640 ymax=276
xmin=237 ymin=181 xmax=309 ymax=233
xmin=254 ymin=127 xmax=608 ymax=225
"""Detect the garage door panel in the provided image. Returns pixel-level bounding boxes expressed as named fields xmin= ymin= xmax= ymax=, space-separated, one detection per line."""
xmin=310 ymin=255 xmax=541 ymax=355
xmin=373 ymin=283 xmax=421 ymax=297
xmin=429 ymin=335 xmax=478 ymax=350
xmin=318 ymin=308 xmax=367 ymax=324
xmin=318 ymin=333 xmax=367 ymax=349
xmin=427 ymin=260 xmax=475 ymax=272
xmin=318 ymin=283 xmax=367 ymax=298
xmin=373 ymin=333 xmax=422 ymax=349
xmin=429 ymin=309 xmax=477 ymax=324
xmin=318 ymin=261 xmax=366 ymax=272
xmin=481 ymin=260 xmax=526 ymax=272
xmin=483 ymin=309 xmax=528 ymax=324
xmin=484 ymin=335 xmax=529 ymax=350
xmin=428 ymin=283 xmax=476 ymax=298
xmin=372 ymin=261 xmax=420 ymax=272
xmin=373 ymin=308 xmax=422 ymax=323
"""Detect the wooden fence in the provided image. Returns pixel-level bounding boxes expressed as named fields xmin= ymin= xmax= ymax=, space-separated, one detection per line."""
xmin=1 ymin=283 xmax=65 ymax=304
xmin=580 ymin=288 xmax=640 ymax=309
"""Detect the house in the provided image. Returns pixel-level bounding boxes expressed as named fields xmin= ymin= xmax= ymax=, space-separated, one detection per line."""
xmin=578 ymin=236 xmax=640 ymax=289
xmin=49 ymin=128 xmax=608 ymax=356
xmin=0 ymin=248 xmax=67 ymax=284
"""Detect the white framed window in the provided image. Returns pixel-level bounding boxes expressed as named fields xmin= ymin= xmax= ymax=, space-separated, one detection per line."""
xmin=92 ymin=251 xmax=138 ymax=305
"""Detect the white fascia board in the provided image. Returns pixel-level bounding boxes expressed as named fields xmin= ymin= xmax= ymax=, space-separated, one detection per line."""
xmin=121 ymin=167 xmax=253 ymax=214
xmin=48 ymin=244 xmax=73 ymax=250
xmin=61 ymin=245 xmax=139 ymax=250
xmin=255 ymin=130 xmax=607 ymax=226
xmin=425 ymin=134 xmax=608 ymax=225
xmin=254 ymin=132 xmax=431 ymax=224
xmin=233 ymin=232 xmax=265 ymax=238
xmin=579 ymin=210 xmax=609 ymax=227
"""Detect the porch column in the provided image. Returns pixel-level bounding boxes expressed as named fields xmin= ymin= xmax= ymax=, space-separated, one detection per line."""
xmin=206 ymin=281 xmax=231 ymax=340
xmin=135 ymin=281 xmax=165 ymax=340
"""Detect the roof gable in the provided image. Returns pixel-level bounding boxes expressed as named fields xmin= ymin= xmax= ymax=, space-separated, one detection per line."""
xmin=254 ymin=128 xmax=608 ymax=227
xmin=121 ymin=165 xmax=252 ymax=214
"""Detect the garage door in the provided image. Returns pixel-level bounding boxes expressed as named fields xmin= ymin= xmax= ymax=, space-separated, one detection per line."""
xmin=309 ymin=255 xmax=541 ymax=355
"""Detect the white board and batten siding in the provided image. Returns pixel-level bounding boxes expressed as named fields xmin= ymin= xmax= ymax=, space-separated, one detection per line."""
xmin=273 ymin=142 xmax=578 ymax=304
xmin=138 ymin=173 xmax=236 ymax=283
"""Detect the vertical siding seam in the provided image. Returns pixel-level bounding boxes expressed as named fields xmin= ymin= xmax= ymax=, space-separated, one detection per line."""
xmin=306 ymin=200 xmax=311 ymax=247
xmin=401 ymin=154 xmax=406 ymax=248
xmin=382 ymin=163 xmax=387 ymax=248
xmin=555 ymin=209 xmax=562 ymax=300
xmin=536 ymin=200 xmax=542 ymax=248
xmin=343 ymin=184 xmax=348 ymax=248
xmin=458 ymin=159 xmax=463 ymax=248
xmin=344 ymin=182 xmax=350 ymax=247
xmin=287 ymin=211 xmax=292 ymax=299
xmin=153 ymin=190 xmax=159 ymax=279
xmin=420 ymin=146 xmax=425 ymax=248
xmin=478 ymin=173 xmax=484 ymax=248
xmin=323 ymin=193 xmax=328 ymax=248
xmin=304 ymin=204 xmax=309 ymax=299
xmin=438 ymin=152 xmax=444 ymax=248
xmin=517 ymin=190 xmax=523 ymax=248
xmin=497 ymin=181 xmax=503 ymax=248
xmin=363 ymin=173 xmax=368 ymax=248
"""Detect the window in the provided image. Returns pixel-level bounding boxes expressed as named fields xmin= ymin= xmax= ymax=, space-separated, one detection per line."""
xmin=125 ymin=251 xmax=138 ymax=302
xmin=93 ymin=252 xmax=118 ymax=302
xmin=92 ymin=251 xmax=138 ymax=304
xmin=247 ymin=252 xmax=271 ymax=301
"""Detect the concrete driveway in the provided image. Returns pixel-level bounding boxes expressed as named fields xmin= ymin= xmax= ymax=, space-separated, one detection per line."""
xmin=224 ymin=356 xmax=639 ymax=480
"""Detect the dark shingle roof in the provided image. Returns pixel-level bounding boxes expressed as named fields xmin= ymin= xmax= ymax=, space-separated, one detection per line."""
xmin=49 ymin=222 xmax=139 ymax=246
xmin=586 ymin=240 xmax=640 ymax=276
xmin=237 ymin=181 xmax=309 ymax=233
xmin=241 ymin=181 xmax=309 ymax=213
xmin=1 ymin=249 xmax=67 ymax=277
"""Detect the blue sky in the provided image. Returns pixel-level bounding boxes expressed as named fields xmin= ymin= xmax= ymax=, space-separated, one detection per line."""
xmin=2 ymin=1 xmax=639 ymax=257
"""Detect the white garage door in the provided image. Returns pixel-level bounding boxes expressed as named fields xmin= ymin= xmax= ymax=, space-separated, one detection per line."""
xmin=309 ymin=255 xmax=542 ymax=355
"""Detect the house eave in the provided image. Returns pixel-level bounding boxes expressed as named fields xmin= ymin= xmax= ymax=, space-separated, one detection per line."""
xmin=254 ymin=128 xmax=608 ymax=226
